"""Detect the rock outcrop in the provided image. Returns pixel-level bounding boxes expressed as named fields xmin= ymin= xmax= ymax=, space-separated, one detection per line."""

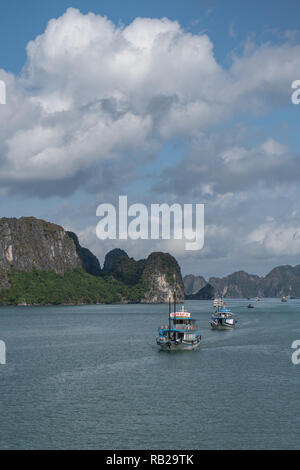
xmin=67 ymin=231 xmax=101 ymax=276
xmin=262 ymin=265 xmax=300 ymax=297
xmin=103 ymin=248 xmax=129 ymax=273
xmin=0 ymin=217 xmax=185 ymax=304
xmin=184 ymin=265 xmax=300 ymax=298
xmin=141 ymin=252 xmax=184 ymax=303
xmin=103 ymin=249 xmax=145 ymax=286
xmin=185 ymin=283 xmax=214 ymax=300
xmin=184 ymin=274 xmax=207 ymax=296
xmin=0 ymin=217 xmax=101 ymax=288
xmin=209 ymin=271 xmax=262 ymax=298
xmin=103 ymin=249 xmax=185 ymax=303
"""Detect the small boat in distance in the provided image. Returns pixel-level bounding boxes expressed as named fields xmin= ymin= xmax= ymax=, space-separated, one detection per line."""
xmin=248 ymin=303 xmax=254 ymax=308
xmin=281 ymin=296 xmax=287 ymax=302
xmin=156 ymin=295 xmax=201 ymax=351
xmin=211 ymin=298 xmax=237 ymax=330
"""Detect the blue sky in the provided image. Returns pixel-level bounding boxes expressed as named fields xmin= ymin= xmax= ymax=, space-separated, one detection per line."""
xmin=2 ymin=0 xmax=300 ymax=73
xmin=1 ymin=1 xmax=300 ymax=278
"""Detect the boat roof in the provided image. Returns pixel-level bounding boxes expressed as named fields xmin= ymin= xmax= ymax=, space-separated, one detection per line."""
xmin=170 ymin=306 xmax=191 ymax=318
xmin=170 ymin=314 xmax=197 ymax=320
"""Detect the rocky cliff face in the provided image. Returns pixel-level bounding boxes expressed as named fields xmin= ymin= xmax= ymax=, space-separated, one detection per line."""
xmin=67 ymin=231 xmax=101 ymax=276
xmin=104 ymin=249 xmax=185 ymax=303
xmin=103 ymin=248 xmax=129 ymax=273
xmin=0 ymin=217 xmax=101 ymax=288
xmin=209 ymin=271 xmax=263 ymax=298
xmin=141 ymin=252 xmax=184 ymax=303
xmin=184 ymin=274 xmax=207 ymax=295
xmin=262 ymin=265 xmax=300 ymax=297
xmin=184 ymin=265 xmax=300 ymax=298
xmin=185 ymin=282 xmax=214 ymax=300
xmin=0 ymin=217 xmax=185 ymax=304
xmin=103 ymin=249 xmax=145 ymax=285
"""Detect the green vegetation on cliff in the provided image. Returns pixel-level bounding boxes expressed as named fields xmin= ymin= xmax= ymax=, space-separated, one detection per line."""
xmin=0 ymin=268 xmax=147 ymax=306
xmin=102 ymin=249 xmax=185 ymax=302
xmin=0 ymin=217 xmax=185 ymax=305
xmin=107 ymin=255 xmax=146 ymax=286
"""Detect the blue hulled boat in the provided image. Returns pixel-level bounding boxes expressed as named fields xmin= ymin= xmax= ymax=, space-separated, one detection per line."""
xmin=156 ymin=296 xmax=201 ymax=351
xmin=210 ymin=298 xmax=237 ymax=330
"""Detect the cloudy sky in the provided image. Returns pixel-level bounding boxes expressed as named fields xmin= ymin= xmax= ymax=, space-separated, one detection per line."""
xmin=1 ymin=0 xmax=300 ymax=279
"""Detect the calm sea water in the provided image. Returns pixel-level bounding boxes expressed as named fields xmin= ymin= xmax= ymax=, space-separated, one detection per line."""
xmin=0 ymin=299 xmax=299 ymax=450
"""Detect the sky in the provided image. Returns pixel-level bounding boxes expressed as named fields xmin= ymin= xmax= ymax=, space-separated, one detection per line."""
xmin=1 ymin=0 xmax=300 ymax=279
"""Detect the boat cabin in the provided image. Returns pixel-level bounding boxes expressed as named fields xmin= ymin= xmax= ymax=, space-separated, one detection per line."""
xmin=158 ymin=306 xmax=198 ymax=342
xmin=157 ymin=301 xmax=202 ymax=350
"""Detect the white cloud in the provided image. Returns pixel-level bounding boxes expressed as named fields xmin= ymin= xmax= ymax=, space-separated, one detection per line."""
xmin=247 ymin=220 xmax=300 ymax=256
xmin=1 ymin=8 xmax=300 ymax=196
xmin=156 ymin=134 xmax=300 ymax=198
xmin=2 ymin=7 xmax=300 ymax=279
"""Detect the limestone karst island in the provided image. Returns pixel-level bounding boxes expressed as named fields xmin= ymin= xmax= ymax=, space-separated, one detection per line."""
xmin=1 ymin=216 xmax=300 ymax=306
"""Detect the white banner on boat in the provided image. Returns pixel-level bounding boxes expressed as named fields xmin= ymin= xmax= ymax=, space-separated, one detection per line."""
xmin=170 ymin=312 xmax=190 ymax=318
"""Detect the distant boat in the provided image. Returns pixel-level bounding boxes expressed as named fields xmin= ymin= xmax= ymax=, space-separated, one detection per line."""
xmin=156 ymin=296 xmax=201 ymax=351
xmin=248 ymin=303 xmax=254 ymax=308
xmin=255 ymin=297 xmax=260 ymax=301
xmin=210 ymin=298 xmax=237 ymax=330
xmin=281 ymin=296 xmax=287 ymax=302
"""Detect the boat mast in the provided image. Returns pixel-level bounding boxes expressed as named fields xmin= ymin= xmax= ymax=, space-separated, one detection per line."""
xmin=168 ymin=297 xmax=171 ymax=338
xmin=173 ymin=290 xmax=176 ymax=325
